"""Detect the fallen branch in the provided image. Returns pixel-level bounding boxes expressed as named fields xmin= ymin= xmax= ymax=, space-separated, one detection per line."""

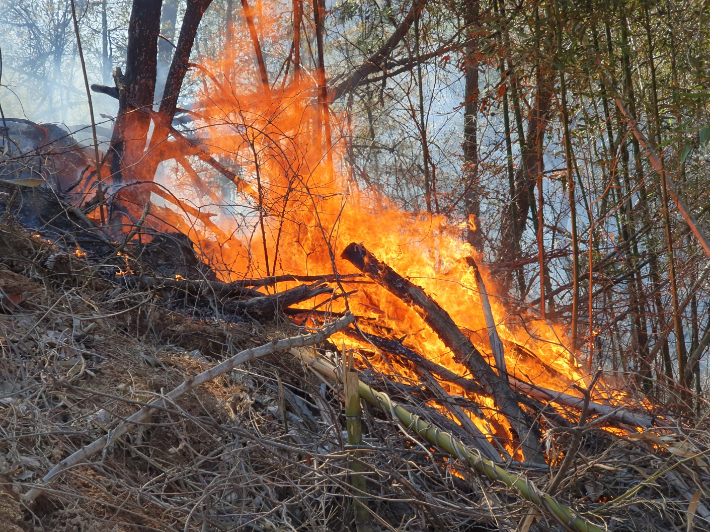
xmin=352 ymin=328 xmax=653 ymax=429
xmin=293 ymin=348 xmax=605 ymax=532
xmin=236 ymin=281 xmax=333 ymax=316
xmin=466 ymin=256 xmax=506 ymax=378
xmin=511 ymin=379 xmax=654 ymax=428
xmin=133 ymin=273 xmax=361 ymax=294
xmin=133 ymin=277 xmax=334 ymax=317
xmin=22 ymin=312 xmax=356 ymax=505
xmin=343 ymin=329 xmax=486 ymax=396
xmin=341 ymin=242 xmax=545 ymax=463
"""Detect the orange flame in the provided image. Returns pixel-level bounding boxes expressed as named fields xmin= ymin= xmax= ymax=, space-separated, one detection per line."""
xmin=136 ymin=2 xmax=633 ymax=453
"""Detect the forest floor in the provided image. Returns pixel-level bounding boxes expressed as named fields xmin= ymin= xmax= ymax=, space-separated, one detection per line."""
xmin=0 ymin=182 xmax=708 ymax=531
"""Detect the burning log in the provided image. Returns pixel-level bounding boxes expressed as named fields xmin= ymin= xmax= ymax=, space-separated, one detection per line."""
xmin=341 ymin=242 xmax=545 ymax=463
xmin=353 ymin=328 xmax=655 ymax=430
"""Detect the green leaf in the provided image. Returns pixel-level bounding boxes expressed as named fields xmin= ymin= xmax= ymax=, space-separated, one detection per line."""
xmin=680 ymin=143 xmax=692 ymax=164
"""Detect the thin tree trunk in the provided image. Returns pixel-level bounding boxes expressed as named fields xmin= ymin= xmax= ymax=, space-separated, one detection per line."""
xmin=101 ymin=0 xmax=110 ymax=85
xmin=552 ymin=0 xmax=579 ymax=350
xmin=313 ymin=0 xmax=332 ymax=167
xmin=241 ymin=0 xmax=271 ymax=96
xmin=463 ymin=0 xmax=480 ymax=246
xmin=225 ymin=0 xmax=234 ymax=82
xmin=643 ymin=4 xmax=687 ymax=392
xmin=293 ymin=0 xmax=302 ymax=84
xmin=416 ymin=9 xmax=434 ymax=215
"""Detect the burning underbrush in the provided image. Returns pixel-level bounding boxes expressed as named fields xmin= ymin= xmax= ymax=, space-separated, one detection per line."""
xmin=0 ymin=178 xmax=708 ymax=531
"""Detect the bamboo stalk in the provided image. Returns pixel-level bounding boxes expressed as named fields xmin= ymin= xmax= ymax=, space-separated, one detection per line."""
xmin=294 ymin=349 xmax=605 ymax=532
xmin=343 ymin=348 xmax=372 ymax=532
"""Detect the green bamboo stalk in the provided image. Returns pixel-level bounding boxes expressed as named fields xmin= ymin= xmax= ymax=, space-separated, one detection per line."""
xmin=343 ymin=349 xmax=372 ymax=532
xmin=295 ymin=350 xmax=604 ymax=532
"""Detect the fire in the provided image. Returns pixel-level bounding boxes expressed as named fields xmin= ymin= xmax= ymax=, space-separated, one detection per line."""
xmin=115 ymin=251 xmax=134 ymax=277
xmin=111 ymin=1 xmax=634 ymax=453
xmin=74 ymin=246 xmax=86 ymax=258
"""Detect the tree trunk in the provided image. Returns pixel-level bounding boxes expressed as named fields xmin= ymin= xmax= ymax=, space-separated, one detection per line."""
xmin=463 ymin=0 xmax=480 ymax=247
xmin=106 ymin=0 xmax=162 ymax=189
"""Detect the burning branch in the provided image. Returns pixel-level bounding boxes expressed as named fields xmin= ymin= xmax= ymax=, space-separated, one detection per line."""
xmin=341 ymin=242 xmax=545 ymax=463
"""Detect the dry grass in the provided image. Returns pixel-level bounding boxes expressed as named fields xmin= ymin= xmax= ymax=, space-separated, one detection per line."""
xmin=0 ymin=221 xmax=708 ymax=531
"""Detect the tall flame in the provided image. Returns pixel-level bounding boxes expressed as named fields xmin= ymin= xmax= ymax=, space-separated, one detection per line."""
xmin=146 ymin=2 xmax=626 ymax=447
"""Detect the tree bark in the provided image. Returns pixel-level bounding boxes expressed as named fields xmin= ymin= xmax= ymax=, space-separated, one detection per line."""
xmin=463 ymin=0 xmax=481 ymax=248
xmin=107 ymin=0 xmax=163 ymax=187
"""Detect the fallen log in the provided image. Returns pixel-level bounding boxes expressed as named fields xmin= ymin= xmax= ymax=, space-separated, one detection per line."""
xmin=293 ymin=348 xmax=605 ymax=532
xmin=22 ymin=312 xmax=356 ymax=505
xmin=133 ymin=276 xmax=334 ymax=317
xmin=341 ymin=242 xmax=545 ymax=464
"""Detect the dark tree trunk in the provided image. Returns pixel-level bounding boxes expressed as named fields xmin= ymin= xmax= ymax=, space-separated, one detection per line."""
xmin=463 ymin=0 xmax=481 ymax=249
xmin=159 ymin=0 xmax=213 ymax=125
xmin=107 ymin=0 xmax=163 ymax=187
